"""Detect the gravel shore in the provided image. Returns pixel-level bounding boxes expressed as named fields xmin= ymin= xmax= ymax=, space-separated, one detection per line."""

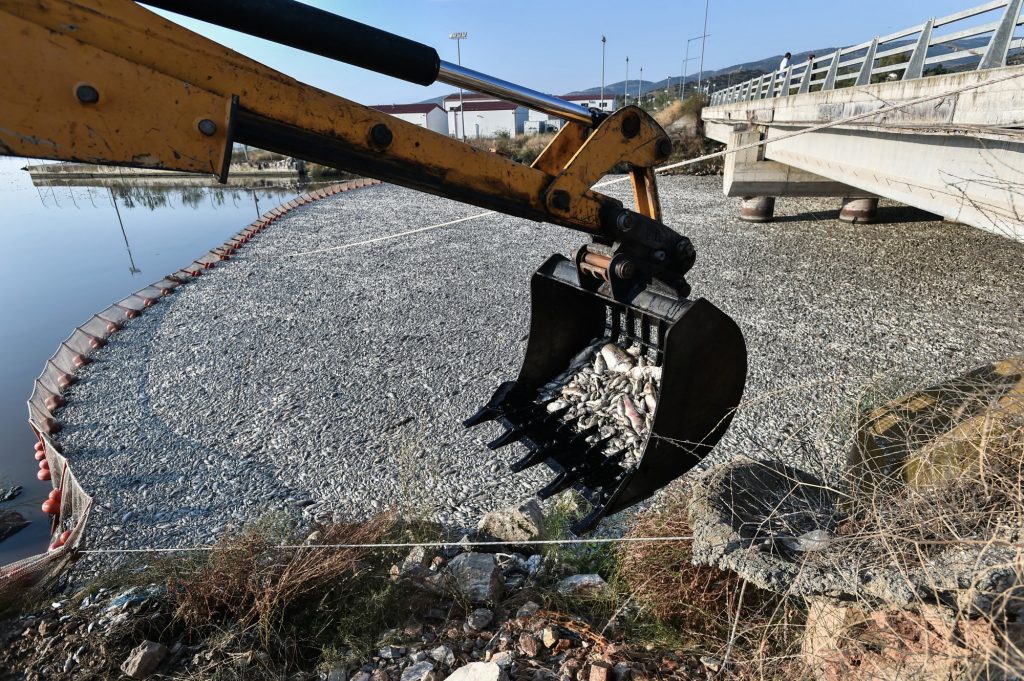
xmin=52 ymin=176 xmax=1024 ymax=554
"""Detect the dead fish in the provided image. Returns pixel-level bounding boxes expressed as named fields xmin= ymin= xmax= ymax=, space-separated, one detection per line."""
xmin=561 ymin=386 xmax=586 ymax=399
xmin=601 ymin=343 xmax=632 ymax=372
xmin=626 ymin=344 xmax=642 ymax=357
xmin=622 ymin=395 xmax=645 ymax=434
xmin=593 ymin=353 xmax=607 ymax=374
xmin=546 ymin=400 xmax=568 ymax=413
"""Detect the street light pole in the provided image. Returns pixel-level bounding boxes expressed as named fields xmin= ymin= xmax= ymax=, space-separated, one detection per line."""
xmin=697 ymin=0 xmax=709 ymax=97
xmin=600 ymin=35 xmax=606 ymax=108
xmin=638 ymin=66 xmax=642 ymax=105
xmin=449 ymin=31 xmax=468 ymax=140
xmin=681 ymin=35 xmax=706 ymax=98
xmin=625 ymin=56 xmax=629 ymax=106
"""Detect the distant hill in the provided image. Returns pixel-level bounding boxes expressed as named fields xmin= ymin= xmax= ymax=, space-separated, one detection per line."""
xmin=419 ymin=37 xmax=995 ymax=104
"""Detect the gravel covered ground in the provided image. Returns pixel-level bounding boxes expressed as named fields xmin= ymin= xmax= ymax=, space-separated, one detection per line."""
xmin=53 ymin=176 xmax=1024 ymax=554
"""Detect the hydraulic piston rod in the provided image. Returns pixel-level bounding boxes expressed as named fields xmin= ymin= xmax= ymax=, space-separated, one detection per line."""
xmin=142 ymin=0 xmax=601 ymax=126
xmin=437 ymin=61 xmax=596 ymax=126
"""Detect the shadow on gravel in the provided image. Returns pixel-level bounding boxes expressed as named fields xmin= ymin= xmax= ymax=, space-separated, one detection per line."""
xmin=769 ymin=206 xmax=942 ymax=225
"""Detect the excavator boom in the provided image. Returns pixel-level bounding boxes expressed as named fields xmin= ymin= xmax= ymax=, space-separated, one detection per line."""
xmin=0 ymin=0 xmax=747 ymax=532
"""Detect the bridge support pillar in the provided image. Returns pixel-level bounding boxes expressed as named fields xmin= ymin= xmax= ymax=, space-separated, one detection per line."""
xmin=839 ymin=197 xmax=879 ymax=224
xmin=739 ymin=196 xmax=776 ymax=222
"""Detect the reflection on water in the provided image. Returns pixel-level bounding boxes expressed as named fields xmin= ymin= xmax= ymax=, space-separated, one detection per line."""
xmin=31 ymin=176 xmax=315 ymax=213
xmin=0 ymin=157 xmax=336 ymax=564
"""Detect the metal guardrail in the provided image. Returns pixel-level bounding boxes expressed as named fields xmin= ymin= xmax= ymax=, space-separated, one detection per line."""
xmin=710 ymin=0 xmax=1024 ymax=105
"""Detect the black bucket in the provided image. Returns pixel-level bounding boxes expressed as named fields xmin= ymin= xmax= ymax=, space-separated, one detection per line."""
xmin=466 ymin=254 xmax=747 ymax=533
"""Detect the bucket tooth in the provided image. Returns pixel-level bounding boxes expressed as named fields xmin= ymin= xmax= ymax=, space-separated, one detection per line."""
xmin=488 ymin=426 xmax=527 ymax=450
xmin=464 ymin=381 xmax=528 ymax=427
xmin=510 ymin=439 xmax=569 ymax=472
xmin=537 ymin=471 xmax=569 ymax=499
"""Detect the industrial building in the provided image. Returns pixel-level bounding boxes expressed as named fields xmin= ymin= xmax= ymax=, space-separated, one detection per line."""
xmin=440 ymin=91 xmax=616 ymax=138
xmin=370 ymin=103 xmax=449 ymax=135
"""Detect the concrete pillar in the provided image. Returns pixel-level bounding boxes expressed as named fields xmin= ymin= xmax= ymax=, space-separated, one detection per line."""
xmin=739 ymin=196 xmax=775 ymax=222
xmin=838 ymin=197 xmax=879 ymax=223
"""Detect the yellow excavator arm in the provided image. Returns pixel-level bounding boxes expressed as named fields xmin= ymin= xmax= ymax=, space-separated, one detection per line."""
xmin=1 ymin=0 xmax=747 ymax=532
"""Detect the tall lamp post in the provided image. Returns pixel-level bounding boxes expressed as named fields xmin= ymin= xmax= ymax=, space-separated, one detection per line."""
xmin=449 ymin=31 xmax=468 ymax=140
xmin=600 ymin=35 xmax=607 ymax=108
xmin=638 ymin=66 xmax=643 ymax=105
xmin=697 ymin=0 xmax=710 ymax=96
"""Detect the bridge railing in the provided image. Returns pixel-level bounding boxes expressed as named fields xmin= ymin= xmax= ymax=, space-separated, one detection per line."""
xmin=710 ymin=0 xmax=1024 ymax=105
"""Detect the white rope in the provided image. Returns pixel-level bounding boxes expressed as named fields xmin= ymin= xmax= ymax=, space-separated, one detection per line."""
xmin=78 ymin=534 xmax=695 ymax=555
xmin=280 ymin=67 xmax=1024 ymax=255
xmin=284 ymin=211 xmax=495 ymax=257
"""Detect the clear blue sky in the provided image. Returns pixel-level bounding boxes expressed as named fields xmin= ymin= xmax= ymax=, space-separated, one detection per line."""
xmin=149 ymin=1 xmax=984 ymax=105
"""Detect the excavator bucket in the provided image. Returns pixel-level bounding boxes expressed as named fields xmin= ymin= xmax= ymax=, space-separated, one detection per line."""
xmin=466 ymin=254 xmax=747 ymax=534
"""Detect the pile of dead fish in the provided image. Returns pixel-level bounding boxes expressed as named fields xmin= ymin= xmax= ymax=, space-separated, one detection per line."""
xmin=538 ymin=340 xmax=661 ymax=467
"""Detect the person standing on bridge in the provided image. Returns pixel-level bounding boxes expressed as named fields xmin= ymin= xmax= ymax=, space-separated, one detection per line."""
xmin=779 ymin=52 xmax=792 ymax=71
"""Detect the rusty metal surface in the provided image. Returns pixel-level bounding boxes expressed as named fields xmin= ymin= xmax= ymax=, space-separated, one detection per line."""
xmin=0 ymin=12 xmax=231 ymax=174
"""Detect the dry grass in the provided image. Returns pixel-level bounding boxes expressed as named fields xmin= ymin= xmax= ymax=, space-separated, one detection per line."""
xmin=619 ymin=489 xmax=742 ymax=633
xmin=168 ymin=513 xmax=396 ymax=639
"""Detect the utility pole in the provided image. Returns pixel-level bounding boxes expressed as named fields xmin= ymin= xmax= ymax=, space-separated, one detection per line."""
xmin=600 ymin=35 xmax=607 ymax=108
xmin=638 ymin=66 xmax=642 ymax=105
xmin=697 ymin=0 xmax=709 ymax=97
xmin=449 ymin=32 xmax=468 ymax=140
xmin=624 ymin=56 xmax=629 ymax=106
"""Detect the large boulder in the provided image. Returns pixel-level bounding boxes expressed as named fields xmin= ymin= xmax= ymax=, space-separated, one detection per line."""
xmin=687 ymin=459 xmax=1022 ymax=613
xmin=477 ymin=499 xmax=544 ymax=543
xmin=446 ymin=553 xmax=503 ymax=603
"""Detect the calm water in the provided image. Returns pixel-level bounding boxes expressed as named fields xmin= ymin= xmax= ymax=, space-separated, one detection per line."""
xmin=0 ymin=157 xmax=328 ymax=563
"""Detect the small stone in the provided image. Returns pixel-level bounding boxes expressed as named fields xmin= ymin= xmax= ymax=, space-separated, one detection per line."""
xmin=371 ymin=670 xmax=389 ymax=681
xmin=779 ymin=529 xmax=833 ymax=553
xmin=518 ymin=633 xmax=539 ymax=658
xmin=589 ymin=661 xmax=612 ymax=681
xmin=430 ymin=645 xmax=456 ymax=666
xmin=0 ymin=485 xmax=23 ymax=502
xmin=541 ymin=627 xmax=559 ymax=648
xmin=0 ymin=510 xmax=30 ymax=542
xmin=380 ymin=645 xmax=404 ymax=660
xmin=490 ymin=651 xmax=514 ymax=669
xmin=120 ymin=641 xmax=167 ymax=679
xmin=401 ymin=547 xmax=431 ymax=575
xmin=443 ymin=662 xmax=506 ymax=681
xmin=525 ymin=555 xmax=544 ymax=575
xmin=401 ymin=661 xmax=435 ymax=681
xmin=465 ymin=608 xmax=493 ymax=632
xmin=352 ymin=673 xmax=371 ymax=681
xmin=328 ymin=667 xmax=348 ymax=681
xmin=611 ymin=663 xmax=631 ymax=681
xmin=515 ymin=601 xmax=540 ymax=619
xmin=556 ymin=574 xmax=609 ymax=596
xmin=700 ymin=656 xmax=722 ymax=673
xmin=476 ymin=500 xmax=544 ymax=543
xmin=447 ymin=553 xmax=503 ymax=603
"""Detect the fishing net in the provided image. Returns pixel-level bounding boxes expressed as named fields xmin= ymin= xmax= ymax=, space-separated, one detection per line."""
xmin=1 ymin=179 xmax=380 ymax=594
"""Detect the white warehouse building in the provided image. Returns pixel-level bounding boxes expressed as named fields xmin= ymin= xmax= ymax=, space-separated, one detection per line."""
xmin=370 ymin=103 xmax=448 ymax=135
xmin=442 ymin=92 xmax=616 ymax=138
xmin=444 ymin=93 xmax=527 ymax=138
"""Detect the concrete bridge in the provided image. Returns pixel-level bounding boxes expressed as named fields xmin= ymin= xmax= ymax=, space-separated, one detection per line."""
xmin=701 ymin=0 xmax=1024 ymax=240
